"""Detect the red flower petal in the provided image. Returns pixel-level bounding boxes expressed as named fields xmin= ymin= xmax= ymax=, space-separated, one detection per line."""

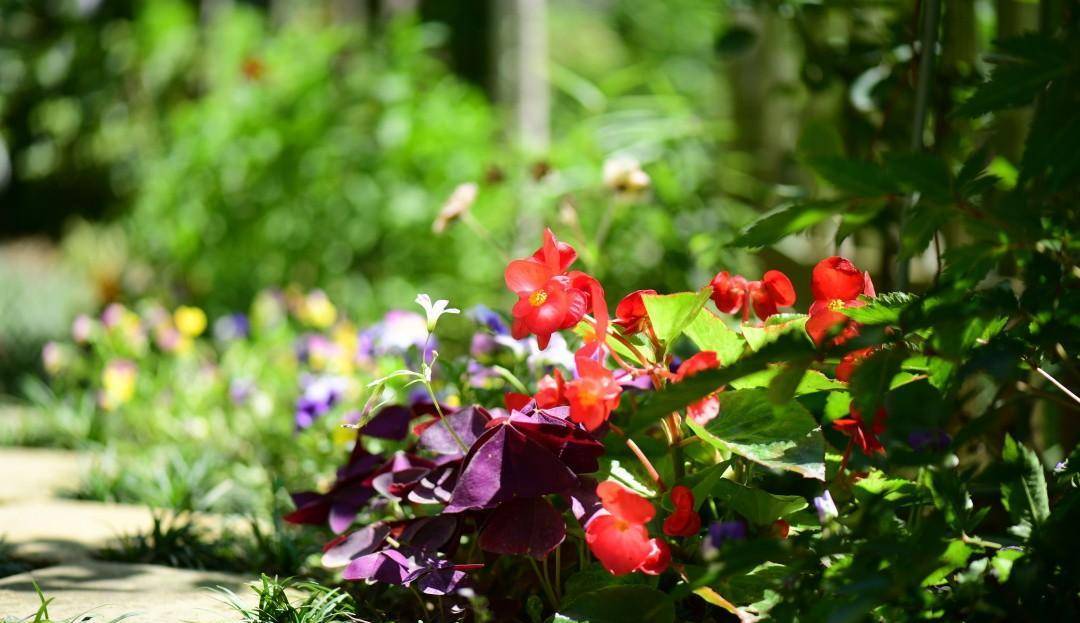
xmin=532 ymin=228 xmax=578 ymax=273
xmin=762 ymin=270 xmax=796 ymax=307
xmin=674 ymin=351 xmax=720 ymax=381
xmin=614 ymin=289 xmax=656 ymax=335
xmin=709 ymin=272 xmax=747 ymax=314
xmin=505 ymin=259 xmax=553 ymax=296
xmin=811 ymin=256 xmax=865 ymax=302
xmin=749 ymin=282 xmax=780 ymax=320
xmin=585 ymin=514 xmax=653 ymax=576
xmin=596 ymin=481 xmax=655 ymax=524
xmin=638 ymin=538 xmax=671 ymax=575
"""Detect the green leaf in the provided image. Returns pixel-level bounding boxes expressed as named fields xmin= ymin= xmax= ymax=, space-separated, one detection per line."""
xmin=631 ymin=333 xmax=816 ymax=430
xmin=554 ymin=586 xmax=675 ymax=623
xmin=840 ymin=292 xmax=916 ymax=325
xmin=1001 ymin=434 xmax=1050 ymax=526
xmin=732 ymin=200 xmax=848 ymax=248
xmin=683 ymin=308 xmax=745 ymax=365
xmin=642 ymin=288 xmax=712 ymax=347
xmin=731 ymin=367 xmax=845 ymax=406
xmin=741 ymin=314 xmax=809 ymax=352
xmin=806 ymin=157 xmax=900 ymax=197
xmin=715 ymin=26 xmax=756 ymax=57
xmin=687 ymin=389 xmax=825 ymax=480
xmin=849 ymin=346 xmax=907 ymax=415
xmin=885 ymin=153 xmax=953 ymax=203
xmin=708 ymin=479 xmax=808 ymax=525
xmin=955 ymin=34 xmax=1068 ymax=117
xmin=900 ymin=203 xmax=950 ymax=260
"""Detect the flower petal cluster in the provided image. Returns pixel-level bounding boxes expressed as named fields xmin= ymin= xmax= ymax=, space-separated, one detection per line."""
xmin=662 ymin=485 xmax=702 ymax=537
xmin=710 ymin=270 xmax=796 ymax=322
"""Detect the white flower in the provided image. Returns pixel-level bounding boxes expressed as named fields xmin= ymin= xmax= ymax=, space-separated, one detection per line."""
xmin=415 ymin=294 xmax=460 ymax=332
xmin=602 ymin=155 xmax=651 ymax=193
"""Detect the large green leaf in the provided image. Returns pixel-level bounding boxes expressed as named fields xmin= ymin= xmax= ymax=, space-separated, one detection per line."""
xmin=732 ymin=200 xmax=848 ymax=248
xmin=642 ymin=288 xmax=712 ymax=347
xmin=885 ymin=153 xmax=953 ymax=203
xmin=686 ymin=389 xmax=825 ymax=480
xmin=630 ymin=333 xmax=816 ymax=430
xmin=683 ymin=308 xmax=745 ymax=365
xmin=709 ymin=479 xmax=808 ymax=525
xmin=955 ymin=34 xmax=1068 ymax=118
xmin=554 ymin=586 xmax=675 ymax=623
xmin=730 ymin=368 xmax=845 ymax=396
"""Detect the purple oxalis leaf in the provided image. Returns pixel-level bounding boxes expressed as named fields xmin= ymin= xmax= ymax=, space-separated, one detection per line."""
xmin=418 ymin=406 xmax=491 ymax=455
xmin=479 ymin=497 xmax=566 ymax=559
xmin=322 ymin=523 xmax=392 ymax=568
xmin=359 ymin=405 xmax=414 ymax=440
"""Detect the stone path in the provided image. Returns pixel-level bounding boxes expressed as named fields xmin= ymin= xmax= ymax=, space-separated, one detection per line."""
xmin=0 ymin=561 xmax=249 ymax=621
xmin=0 ymin=446 xmax=263 ymax=621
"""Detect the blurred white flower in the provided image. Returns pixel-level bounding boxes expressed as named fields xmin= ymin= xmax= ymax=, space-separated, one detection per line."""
xmin=415 ymin=294 xmax=460 ymax=332
xmin=602 ymin=155 xmax=651 ymax=194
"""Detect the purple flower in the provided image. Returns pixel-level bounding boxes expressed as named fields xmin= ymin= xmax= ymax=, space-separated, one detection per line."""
xmin=468 ymin=305 xmax=509 ymax=335
xmin=813 ymin=490 xmax=838 ymax=523
xmin=295 ymin=374 xmax=348 ymax=430
xmin=72 ymin=314 xmax=94 ymax=344
xmin=708 ymin=521 xmax=747 ymax=547
xmin=229 ymin=378 xmax=255 ymax=406
xmin=214 ymin=313 xmax=250 ymax=342
xmin=470 ymin=333 xmax=499 ymax=359
xmin=907 ymin=429 xmax=951 ymax=452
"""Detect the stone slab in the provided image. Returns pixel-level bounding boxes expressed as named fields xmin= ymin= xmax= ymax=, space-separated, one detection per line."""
xmin=0 ymin=447 xmax=87 ymax=503
xmin=0 ymin=500 xmax=155 ymax=564
xmin=0 ymin=561 xmax=254 ymax=622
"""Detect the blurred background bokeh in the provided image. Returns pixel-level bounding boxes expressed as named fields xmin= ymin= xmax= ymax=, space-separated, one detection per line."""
xmin=0 ymin=0 xmax=1028 ymax=392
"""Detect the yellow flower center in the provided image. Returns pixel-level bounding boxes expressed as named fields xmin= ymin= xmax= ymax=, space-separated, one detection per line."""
xmin=827 ymin=299 xmax=846 ymax=312
xmin=529 ymin=289 xmax=549 ymax=307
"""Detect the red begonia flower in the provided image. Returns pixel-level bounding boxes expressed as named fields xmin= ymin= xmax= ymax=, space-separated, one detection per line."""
xmin=614 ymin=289 xmax=656 ymax=335
xmin=586 ymin=481 xmax=669 ymax=576
xmin=771 ymin=519 xmax=790 ymax=539
xmin=534 ymin=369 xmax=567 ymax=409
xmin=505 ymin=230 xmax=610 ymax=351
xmin=806 ymin=256 xmax=875 ymax=347
xmin=565 ymin=357 xmax=622 ymax=431
xmin=673 ymin=351 xmax=722 ymax=426
xmin=833 ymin=406 xmax=887 ymax=456
xmin=711 ymin=270 xmax=796 ymax=321
xmin=503 ymin=392 xmax=532 ymax=412
xmin=662 ymin=485 xmax=702 ymax=537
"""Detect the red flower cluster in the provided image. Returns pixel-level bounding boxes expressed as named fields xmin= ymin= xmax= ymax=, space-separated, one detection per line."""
xmin=833 ymin=405 xmax=887 ymax=456
xmin=585 ymin=481 xmax=670 ymax=576
xmin=662 ymin=485 xmax=702 ymax=537
xmin=710 ymin=270 xmax=796 ymax=322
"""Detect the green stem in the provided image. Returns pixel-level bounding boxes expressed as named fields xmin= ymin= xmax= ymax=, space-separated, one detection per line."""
xmin=529 ymin=556 xmax=558 ymax=609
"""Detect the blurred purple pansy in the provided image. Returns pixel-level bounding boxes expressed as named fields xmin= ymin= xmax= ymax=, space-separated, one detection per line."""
xmin=295 ymin=374 xmax=348 ymax=430
xmin=708 ymin=520 xmax=748 ymax=547
xmin=908 ymin=429 xmax=951 ymax=452
xmin=214 ymin=313 xmax=250 ymax=342
xmin=468 ymin=305 xmax=510 ymax=336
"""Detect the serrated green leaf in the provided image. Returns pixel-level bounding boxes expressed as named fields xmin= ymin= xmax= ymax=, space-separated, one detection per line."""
xmin=849 ymin=346 xmax=907 ymax=415
xmin=683 ymin=308 xmax=745 ymax=365
xmin=732 ymin=200 xmax=848 ymax=248
xmin=900 ymin=203 xmax=950 ymax=260
xmin=1001 ymin=434 xmax=1049 ymax=526
xmin=955 ymin=35 xmax=1068 ymax=117
xmin=687 ymin=389 xmax=825 ymax=480
xmin=730 ymin=367 xmax=845 ymax=395
xmin=840 ymin=292 xmax=916 ymax=325
xmin=642 ymin=288 xmax=712 ymax=347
